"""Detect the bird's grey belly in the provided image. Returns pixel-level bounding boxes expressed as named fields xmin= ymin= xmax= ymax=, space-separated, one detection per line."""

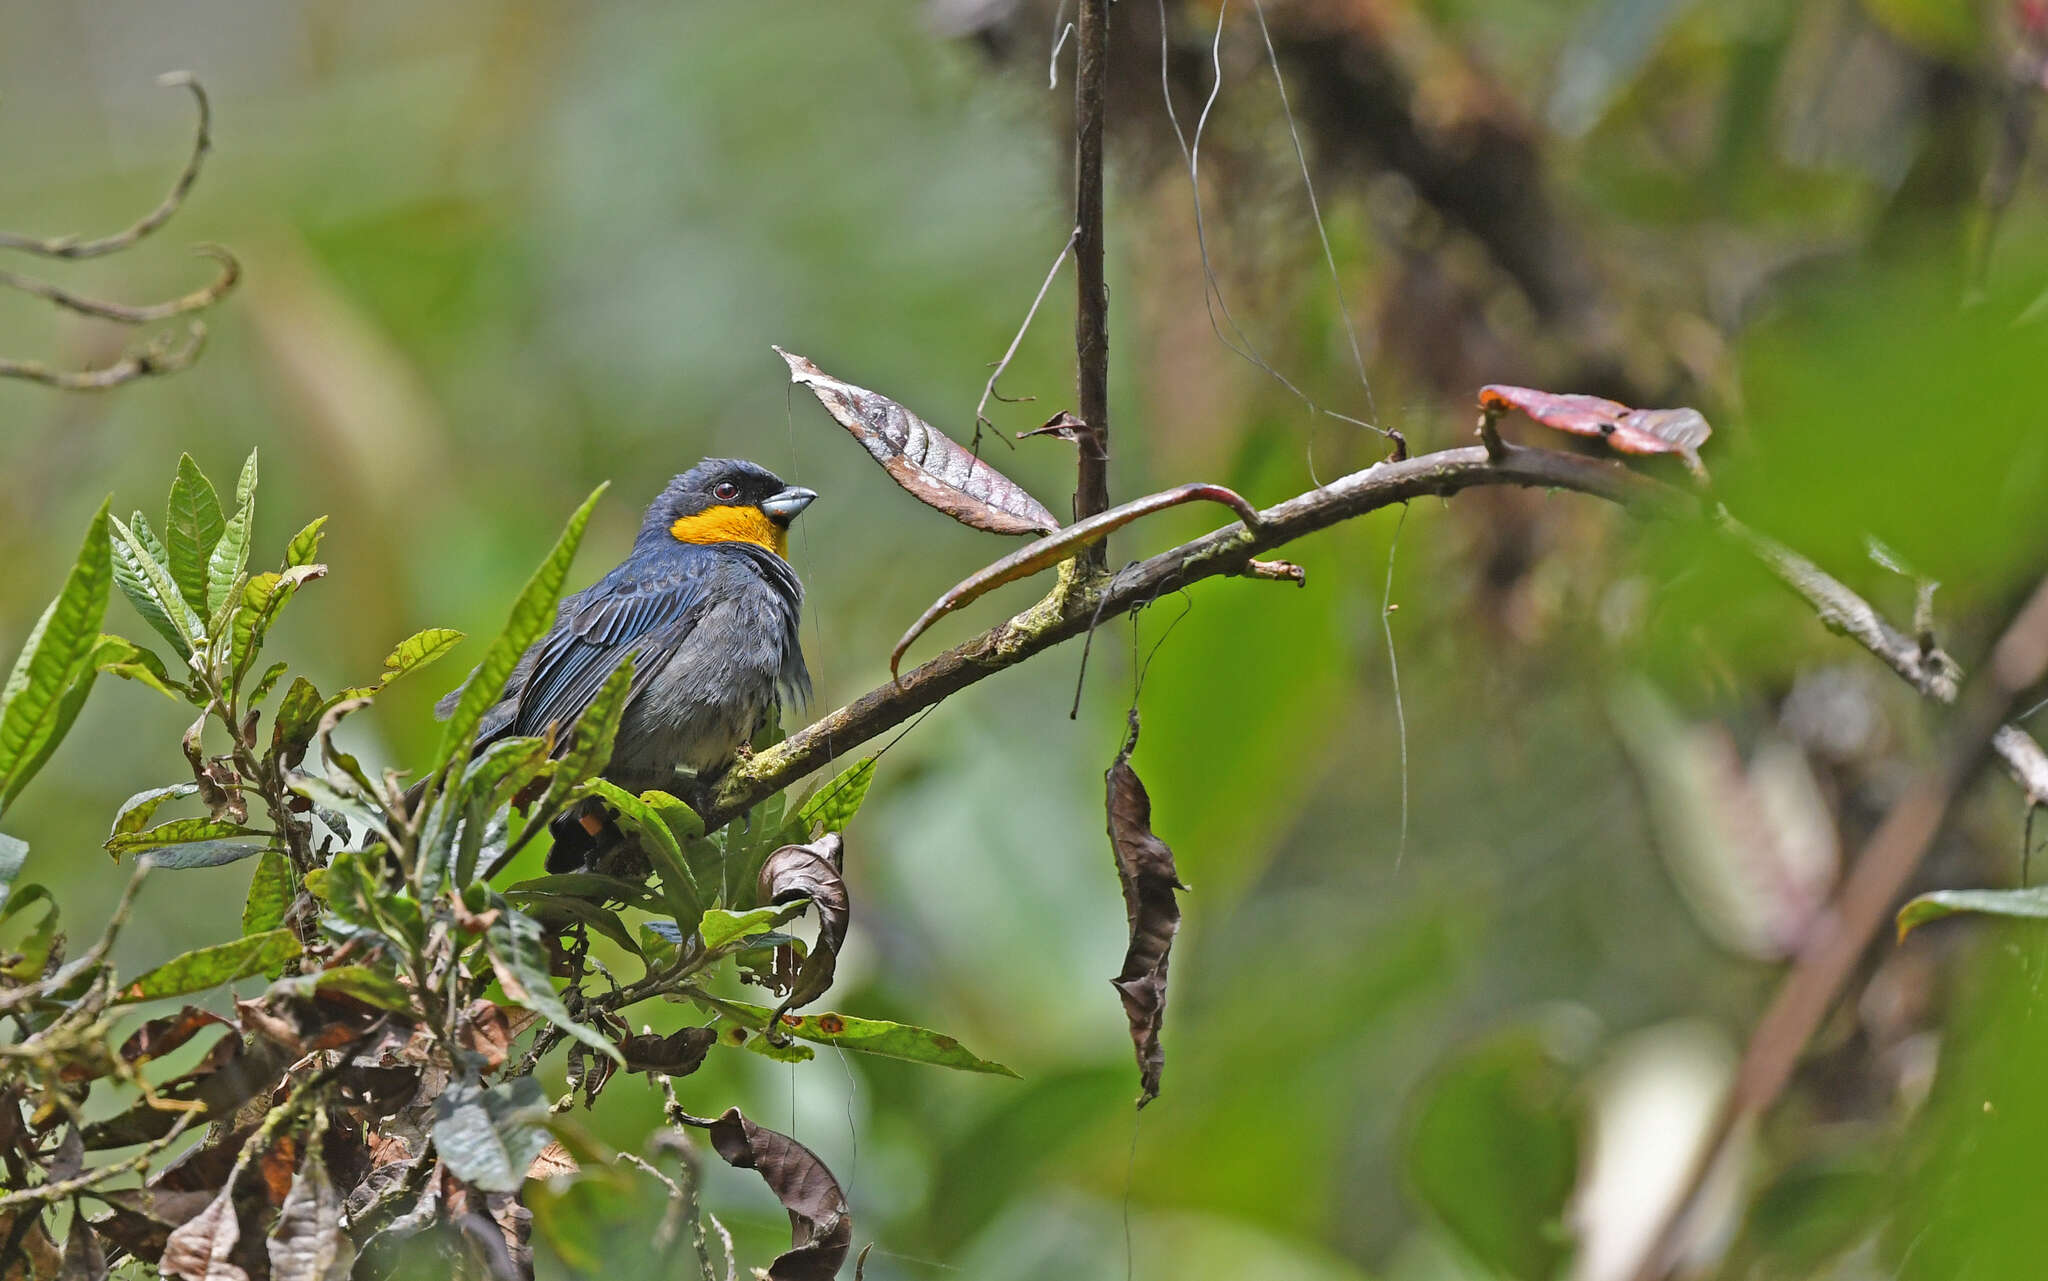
xmin=604 ymin=599 xmax=780 ymax=791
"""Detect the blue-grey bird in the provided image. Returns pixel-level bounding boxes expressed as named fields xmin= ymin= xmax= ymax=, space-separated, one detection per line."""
xmin=435 ymin=458 xmax=814 ymax=868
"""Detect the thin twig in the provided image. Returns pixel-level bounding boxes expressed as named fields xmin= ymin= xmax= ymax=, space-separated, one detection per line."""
xmin=0 ymin=73 xmax=213 ymax=260
xmin=0 ymin=1112 xmax=197 ymax=1210
xmin=973 ymin=227 xmax=1078 ymax=451
xmin=0 ymin=246 xmax=239 ymax=324
xmin=0 ymin=324 xmax=208 ymax=391
xmin=1071 ymin=0 xmax=1112 ymax=559
xmin=1622 ymin=570 xmax=2048 ymax=1281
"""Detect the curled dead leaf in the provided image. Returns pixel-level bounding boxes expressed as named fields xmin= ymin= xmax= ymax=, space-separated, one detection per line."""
xmin=1477 ymin=384 xmax=1711 ymax=474
xmin=758 ymin=835 xmax=848 ymax=1019
xmin=619 ymin=1026 xmax=717 ymax=1077
xmin=160 ymin=1183 xmax=249 ymax=1281
xmin=776 ymin=347 xmax=1060 ymax=536
xmin=1106 ymin=710 xmax=1187 ymax=1108
xmin=694 ymin=1106 xmax=852 ymax=1281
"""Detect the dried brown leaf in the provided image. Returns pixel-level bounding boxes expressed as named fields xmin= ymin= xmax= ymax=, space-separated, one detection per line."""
xmin=61 ymin=1212 xmax=109 ymax=1281
xmin=266 ymin=1152 xmax=353 ymax=1281
xmin=619 ymin=1026 xmax=717 ymax=1078
xmin=777 ymin=347 xmax=1059 ymax=535
xmin=1477 ymin=384 xmax=1712 ymax=463
xmin=159 ymin=1184 xmax=249 ymax=1281
xmin=121 ymin=1007 xmax=235 ymax=1067
xmin=758 ymin=835 xmax=848 ymax=1016
xmin=525 ymin=1141 xmax=579 ymax=1180
xmin=1106 ymin=710 xmax=1187 ymax=1108
xmin=700 ymin=1107 xmax=851 ymax=1281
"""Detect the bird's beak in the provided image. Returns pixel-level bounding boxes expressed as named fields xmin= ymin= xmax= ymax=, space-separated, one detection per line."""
xmin=760 ymin=486 xmax=818 ymax=526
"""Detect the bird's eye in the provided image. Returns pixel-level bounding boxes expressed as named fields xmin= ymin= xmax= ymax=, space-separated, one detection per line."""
xmin=713 ymin=481 xmax=740 ymax=502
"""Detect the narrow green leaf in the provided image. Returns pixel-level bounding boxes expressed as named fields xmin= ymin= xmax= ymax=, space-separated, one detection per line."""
xmin=118 ymin=929 xmax=300 ymax=1002
xmin=284 ymin=516 xmax=328 ymax=569
xmin=698 ymin=906 xmax=784 ymax=952
xmin=111 ymin=783 xmax=200 ymax=838
xmin=0 ymin=502 xmax=112 ymax=816
xmin=486 ymin=904 xmax=622 ymax=1063
xmin=250 ymin=662 xmax=290 ymax=706
xmin=797 ymin=756 xmax=876 ymax=835
xmin=1898 ymin=887 xmax=2048 ymax=939
xmin=110 ymin=514 xmax=201 ymax=657
xmin=206 ymin=497 xmax=252 ymax=620
xmin=459 ymin=735 xmax=554 ymax=814
xmin=433 ymin=1076 xmax=552 ymax=1194
xmin=141 ymin=840 xmax=273 ymax=870
xmin=107 ymin=817 xmax=267 ymax=857
xmin=0 ymin=832 xmax=27 ymax=911
xmin=506 ymin=872 xmax=658 ymax=906
xmin=165 ymin=454 xmax=226 ymax=614
xmin=233 ymin=447 xmax=258 ymax=509
xmin=694 ymin=994 xmax=1019 ymax=1077
xmin=2 ymin=667 xmax=101 ymax=818
xmin=540 ymin=658 xmax=634 ymax=823
xmin=272 ymin=677 xmax=324 ymax=759
xmin=509 ymin=891 xmax=642 ymax=956
xmin=439 ymin=484 xmax=607 ymax=760
xmin=583 ymin=780 xmax=700 ymax=933
xmin=242 ymin=851 xmax=294 ymax=935
xmin=380 ymin=628 xmax=465 ymax=685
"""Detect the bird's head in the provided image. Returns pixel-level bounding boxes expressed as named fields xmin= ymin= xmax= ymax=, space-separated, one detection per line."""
xmin=643 ymin=458 xmax=817 ymax=559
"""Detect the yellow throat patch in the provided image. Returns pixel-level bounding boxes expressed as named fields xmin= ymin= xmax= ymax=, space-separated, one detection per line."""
xmin=669 ymin=504 xmax=788 ymax=558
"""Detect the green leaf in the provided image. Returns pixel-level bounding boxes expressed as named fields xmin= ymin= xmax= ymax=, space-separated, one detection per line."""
xmin=110 ymin=513 xmax=201 ymax=657
xmin=242 ymin=852 xmax=294 ymax=935
xmin=380 ymin=628 xmax=465 ymax=685
xmin=93 ymin=635 xmax=182 ymax=701
xmin=583 ymin=780 xmax=700 ymax=933
xmin=439 ymin=484 xmax=607 ymax=761
xmin=250 ymin=662 xmax=290 ymax=706
xmin=0 ymin=501 xmax=112 ymax=816
xmin=165 ymin=454 xmax=226 ymax=614
xmin=268 ymin=964 xmax=414 ymax=1014
xmin=1897 ymin=887 xmax=2048 ymax=939
xmin=272 ymin=677 xmax=325 ymax=759
xmin=118 ymin=929 xmax=301 ymax=1002
xmin=797 ymin=756 xmax=876 ymax=835
xmin=207 ymin=486 xmax=254 ymax=619
xmin=229 ymin=565 xmax=324 ymax=690
xmin=0 ymin=832 xmax=25 ymax=911
xmin=141 ymin=840 xmax=273 ymax=870
xmin=233 ymin=447 xmax=258 ymax=509
xmin=110 ymin=782 xmax=200 ymax=838
xmin=545 ymin=657 xmax=634 ymax=808
xmin=284 ymin=516 xmax=328 ymax=569
xmin=694 ymin=994 xmax=1019 ymax=1077
xmin=698 ymin=906 xmax=784 ymax=952
xmin=106 ymin=817 xmax=267 ymax=858
xmin=508 ymin=892 xmax=642 ymax=956
xmin=0 ymin=884 xmax=58 ymax=981
xmin=486 ymin=903 xmax=622 ymax=1063
xmin=433 ymin=1076 xmax=553 ymax=1193
xmin=507 ymin=872 xmax=658 ymax=906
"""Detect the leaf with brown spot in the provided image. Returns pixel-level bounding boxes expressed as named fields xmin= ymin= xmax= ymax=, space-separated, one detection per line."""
xmin=160 ymin=1183 xmax=249 ymax=1281
xmin=1106 ymin=710 xmax=1187 ymax=1108
xmin=777 ymin=347 xmax=1059 ymax=536
xmin=757 ymin=834 xmax=848 ymax=1017
xmin=265 ymin=1150 xmax=354 ymax=1281
xmin=695 ymin=1107 xmax=851 ymax=1281
xmin=119 ymin=1006 xmax=235 ymax=1069
xmin=1477 ymin=385 xmax=1712 ymax=468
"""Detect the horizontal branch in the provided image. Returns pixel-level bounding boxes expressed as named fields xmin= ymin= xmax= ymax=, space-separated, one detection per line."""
xmin=0 ymin=322 xmax=207 ymax=391
xmin=702 ymin=439 xmax=2048 ymax=829
xmin=0 ymin=244 xmax=239 ymax=324
xmin=704 ymin=442 xmax=1669 ymax=825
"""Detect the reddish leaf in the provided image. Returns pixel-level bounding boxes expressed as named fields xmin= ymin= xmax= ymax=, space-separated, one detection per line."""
xmin=266 ymin=1150 xmax=354 ymax=1281
xmin=777 ymin=347 xmax=1060 ymax=535
xmin=1106 ymin=710 xmax=1187 ymax=1108
xmin=1478 ymin=384 xmax=1711 ymax=462
xmin=757 ymin=835 xmax=848 ymax=1017
xmin=699 ymin=1107 xmax=851 ymax=1281
xmin=120 ymin=1006 xmax=235 ymax=1067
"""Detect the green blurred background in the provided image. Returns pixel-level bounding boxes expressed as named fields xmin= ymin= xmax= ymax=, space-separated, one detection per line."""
xmin=5 ymin=1 xmax=2048 ymax=1278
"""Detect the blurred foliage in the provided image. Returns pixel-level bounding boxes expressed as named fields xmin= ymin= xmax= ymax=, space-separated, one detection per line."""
xmin=3 ymin=0 xmax=2048 ymax=1278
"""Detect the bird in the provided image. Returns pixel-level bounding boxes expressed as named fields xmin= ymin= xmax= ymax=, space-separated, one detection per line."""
xmin=433 ymin=458 xmax=815 ymax=870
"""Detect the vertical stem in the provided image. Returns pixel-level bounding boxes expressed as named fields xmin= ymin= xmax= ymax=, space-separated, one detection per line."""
xmin=1072 ymin=0 xmax=1112 ymax=566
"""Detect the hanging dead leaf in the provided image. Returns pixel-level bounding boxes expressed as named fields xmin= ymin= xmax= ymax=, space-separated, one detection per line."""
xmin=120 ymin=1007 xmax=236 ymax=1067
xmin=696 ymin=1107 xmax=851 ymax=1281
xmin=266 ymin=1150 xmax=354 ymax=1281
xmin=776 ymin=347 xmax=1060 ymax=535
xmin=1106 ymin=709 xmax=1187 ymax=1108
xmin=1477 ymin=384 xmax=1711 ymax=473
xmin=1016 ymin=410 xmax=1092 ymax=444
xmin=619 ymin=1026 xmax=717 ymax=1077
xmin=160 ymin=1183 xmax=249 ymax=1281
xmin=62 ymin=1212 xmax=110 ymax=1281
xmin=758 ymin=835 xmax=848 ymax=1018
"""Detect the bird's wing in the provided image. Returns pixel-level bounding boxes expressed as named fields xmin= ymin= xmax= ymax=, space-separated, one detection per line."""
xmin=509 ymin=559 xmax=718 ymax=743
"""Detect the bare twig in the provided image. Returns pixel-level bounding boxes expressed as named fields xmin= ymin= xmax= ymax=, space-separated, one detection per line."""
xmin=1071 ymin=0 xmax=1112 ymax=558
xmin=1623 ymin=570 xmax=2048 ymax=1281
xmin=0 ymin=245 xmax=239 ymax=324
xmin=974 ymin=227 xmax=1078 ymax=451
xmin=0 ymin=1112 xmax=198 ymax=1211
xmin=0 ymin=324 xmax=209 ymax=391
xmin=0 ymin=73 xmax=213 ymax=260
